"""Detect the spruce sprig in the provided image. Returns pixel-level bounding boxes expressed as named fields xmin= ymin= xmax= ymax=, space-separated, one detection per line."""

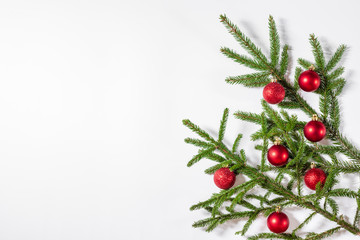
xmin=184 ymin=15 xmax=360 ymax=239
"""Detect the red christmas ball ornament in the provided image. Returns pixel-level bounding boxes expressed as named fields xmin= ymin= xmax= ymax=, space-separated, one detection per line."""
xmin=214 ymin=167 xmax=236 ymax=190
xmin=267 ymin=139 xmax=289 ymax=166
xmin=263 ymin=81 xmax=285 ymax=104
xmin=298 ymin=67 xmax=321 ymax=92
xmin=304 ymin=114 xmax=326 ymax=142
xmin=304 ymin=163 xmax=327 ymax=190
xmin=267 ymin=208 xmax=289 ymax=233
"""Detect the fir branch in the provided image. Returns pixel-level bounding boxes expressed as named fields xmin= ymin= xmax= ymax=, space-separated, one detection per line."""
xmin=268 ymin=15 xmax=280 ymax=67
xmin=321 ymin=168 xmax=339 ymax=195
xmin=182 ymin=119 xmax=217 ymax=144
xmin=329 ymin=160 xmax=360 ymax=174
xmin=185 ymin=15 xmax=360 ymax=238
xmin=204 ymin=160 xmax=232 ymax=174
xmin=232 ymin=133 xmax=243 ymax=153
xmin=327 ymin=66 xmax=345 ymax=80
xmin=327 ymin=188 xmax=359 ymax=198
xmin=218 ymin=108 xmax=229 ymax=142
xmin=315 ymin=145 xmax=343 ymax=155
xmin=328 ymin=78 xmax=346 ymax=96
xmin=234 ymin=111 xmax=263 ymax=125
xmin=334 ymin=133 xmax=360 ymax=162
xmin=220 ymin=14 xmax=269 ymax=65
xmin=226 ymin=72 xmax=270 ymax=87
xmin=309 ymin=34 xmax=325 ymax=69
xmin=330 ymin=94 xmax=340 ymax=129
xmin=205 ymin=152 xmax=227 ymax=163
xmin=292 ymin=212 xmax=317 ymax=235
xmin=249 ymin=233 xmax=301 ymax=240
xmin=294 ymin=67 xmax=302 ymax=90
xmin=298 ymin=58 xmax=313 ymax=69
xmin=187 ymin=147 xmax=216 ymax=167
xmin=245 ymin=194 xmax=270 ymax=205
xmin=192 ymin=211 xmax=254 ymax=229
xmin=190 ymin=198 xmax=218 ymax=211
xmin=238 ymin=210 xmax=261 ymax=236
xmin=279 ymin=45 xmax=289 ymax=76
xmin=326 ymin=44 xmax=347 ymax=72
xmin=285 ymin=131 xmax=305 ymax=168
xmin=228 ymin=180 xmax=258 ymax=211
xmin=278 ymin=101 xmax=301 ymax=109
xmin=184 ymin=138 xmax=214 ymax=148
xmin=231 ymin=199 xmax=258 ymax=211
xmin=212 ymin=195 xmax=226 ymax=216
xmin=325 ymin=197 xmax=339 ymax=216
xmin=319 ymin=90 xmax=330 ymax=118
xmin=305 ymin=227 xmax=341 ymax=240
xmin=261 ymin=100 xmax=286 ymax=130
xmin=261 ymin=113 xmax=269 ymax=171
xmin=354 ymin=187 xmax=360 ymax=226
xmin=220 ymin=47 xmax=268 ymax=70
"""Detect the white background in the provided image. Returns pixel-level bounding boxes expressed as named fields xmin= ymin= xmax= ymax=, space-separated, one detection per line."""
xmin=0 ymin=0 xmax=360 ymax=239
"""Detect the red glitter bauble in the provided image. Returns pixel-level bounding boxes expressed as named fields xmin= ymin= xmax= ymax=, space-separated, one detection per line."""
xmin=263 ymin=82 xmax=285 ymax=104
xmin=298 ymin=70 xmax=321 ymax=92
xmin=214 ymin=168 xmax=236 ymax=190
xmin=304 ymin=168 xmax=327 ymax=190
xmin=267 ymin=145 xmax=289 ymax=166
xmin=304 ymin=120 xmax=326 ymax=142
xmin=267 ymin=211 xmax=289 ymax=233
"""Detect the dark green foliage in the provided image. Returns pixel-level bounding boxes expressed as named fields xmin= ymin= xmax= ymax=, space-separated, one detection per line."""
xmin=184 ymin=14 xmax=360 ymax=239
xmin=293 ymin=67 xmax=302 ymax=90
xmin=220 ymin=14 xmax=268 ymax=64
xmin=225 ymin=72 xmax=270 ymax=87
xmin=218 ymin=108 xmax=229 ymax=141
xmin=187 ymin=147 xmax=216 ymax=167
xmin=234 ymin=111 xmax=264 ymax=124
xmin=279 ymin=45 xmax=289 ymax=76
xmin=248 ymin=233 xmax=301 ymax=239
xmin=309 ymin=34 xmax=325 ymax=69
xmin=238 ymin=210 xmax=261 ymax=235
xmin=292 ymin=212 xmax=317 ymax=235
xmin=221 ymin=47 xmax=268 ymax=70
xmin=354 ymin=187 xmax=360 ymax=226
xmin=325 ymin=197 xmax=339 ymax=215
xmin=306 ymin=227 xmax=341 ymax=240
xmin=204 ymin=160 xmax=232 ymax=174
xmin=232 ymin=133 xmax=243 ymax=153
xmin=268 ymin=15 xmax=280 ymax=67
xmin=326 ymin=44 xmax=347 ymax=72
xmin=298 ymin=58 xmax=313 ymax=69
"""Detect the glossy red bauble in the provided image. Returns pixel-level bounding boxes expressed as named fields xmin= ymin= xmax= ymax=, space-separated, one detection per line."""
xmin=304 ymin=120 xmax=326 ymax=142
xmin=267 ymin=145 xmax=289 ymax=166
xmin=267 ymin=211 xmax=289 ymax=233
xmin=263 ymin=82 xmax=285 ymax=104
xmin=214 ymin=167 xmax=236 ymax=190
xmin=304 ymin=168 xmax=327 ymax=190
xmin=298 ymin=70 xmax=321 ymax=92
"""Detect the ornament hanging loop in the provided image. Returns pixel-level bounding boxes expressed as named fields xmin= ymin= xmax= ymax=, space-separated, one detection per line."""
xmin=271 ymin=78 xmax=277 ymax=83
xmin=310 ymin=162 xmax=316 ymax=169
xmin=275 ymin=206 xmax=281 ymax=212
xmin=312 ymin=114 xmax=319 ymax=121
xmin=309 ymin=64 xmax=316 ymax=71
xmin=274 ymin=137 xmax=281 ymax=145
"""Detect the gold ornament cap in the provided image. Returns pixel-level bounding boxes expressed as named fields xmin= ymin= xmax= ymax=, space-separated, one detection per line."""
xmin=310 ymin=162 xmax=316 ymax=169
xmin=275 ymin=206 xmax=281 ymax=213
xmin=312 ymin=114 xmax=319 ymax=121
xmin=309 ymin=65 xmax=316 ymax=71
